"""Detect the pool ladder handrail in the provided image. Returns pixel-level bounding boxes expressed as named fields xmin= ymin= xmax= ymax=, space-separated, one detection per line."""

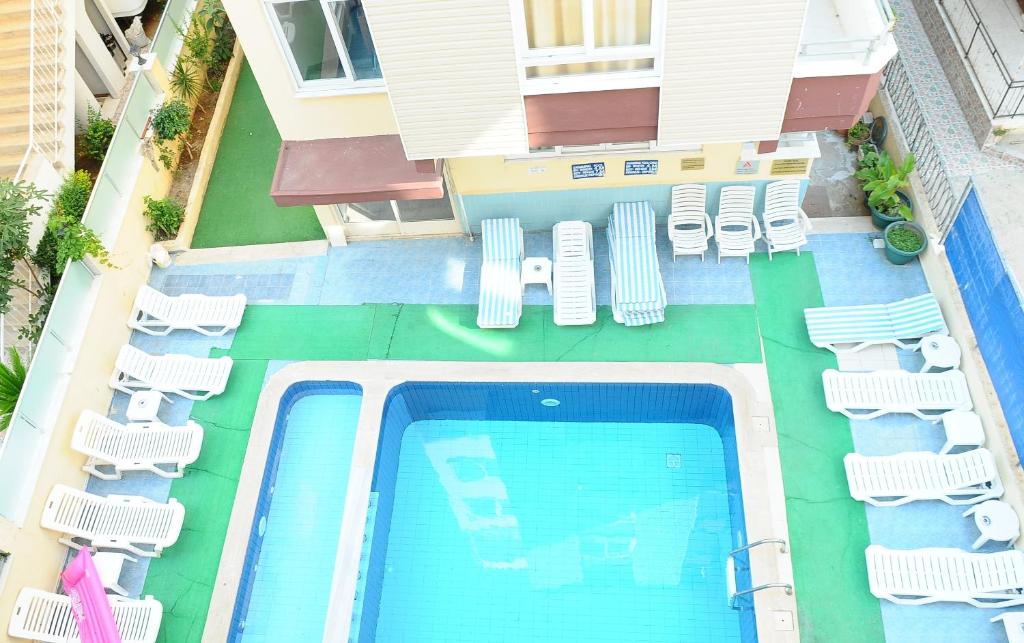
xmin=726 ymin=538 xmax=793 ymax=609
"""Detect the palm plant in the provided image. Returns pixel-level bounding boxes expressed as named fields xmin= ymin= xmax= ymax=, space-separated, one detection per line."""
xmin=0 ymin=347 xmax=27 ymax=432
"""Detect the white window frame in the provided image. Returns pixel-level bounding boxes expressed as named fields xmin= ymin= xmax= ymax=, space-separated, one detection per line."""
xmin=510 ymin=0 xmax=666 ymax=95
xmin=264 ymin=0 xmax=386 ymax=95
xmin=507 ymin=140 xmax=654 ymax=160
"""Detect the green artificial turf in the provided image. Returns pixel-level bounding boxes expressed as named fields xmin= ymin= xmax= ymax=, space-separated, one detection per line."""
xmin=140 ymin=360 xmax=269 ymax=643
xmin=227 ymin=304 xmax=765 ymax=363
xmin=190 ymin=62 xmax=325 ymax=248
xmin=749 ymin=253 xmax=884 ymax=642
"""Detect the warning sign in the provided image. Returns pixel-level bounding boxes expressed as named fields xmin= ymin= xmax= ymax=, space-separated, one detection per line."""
xmin=735 ymin=159 xmax=759 ymax=175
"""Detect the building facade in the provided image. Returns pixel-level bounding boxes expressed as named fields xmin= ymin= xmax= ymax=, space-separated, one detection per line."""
xmin=222 ymin=0 xmax=899 ymax=242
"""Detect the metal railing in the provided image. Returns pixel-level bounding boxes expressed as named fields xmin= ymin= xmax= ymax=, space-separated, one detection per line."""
xmin=726 ymin=538 xmax=792 ymax=609
xmin=881 ymin=56 xmax=962 ymax=237
xmin=938 ymin=0 xmax=1024 ymax=118
xmin=14 ymin=0 xmax=64 ymax=182
xmin=799 ymin=0 xmax=896 ymax=65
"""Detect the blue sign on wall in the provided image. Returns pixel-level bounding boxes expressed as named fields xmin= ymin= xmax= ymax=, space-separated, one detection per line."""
xmin=571 ymin=162 xmax=605 ymax=179
xmin=945 ymin=187 xmax=1024 ymax=457
xmin=624 ymin=160 xmax=659 ymax=175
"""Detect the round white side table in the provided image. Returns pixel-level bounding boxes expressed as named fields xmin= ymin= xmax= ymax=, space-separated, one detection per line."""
xmin=919 ymin=334 xmax=962 ymax=372
xmin=964 ymin=500 xmax=1020 ymax=550
xmin=521 ymin=257 xmax=552 ymax=294
xmin=126 ymin=390 xmax=163 ymax=422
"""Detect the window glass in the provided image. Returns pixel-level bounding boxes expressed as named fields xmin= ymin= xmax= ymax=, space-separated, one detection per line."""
xmin=327 ymin=0 xmax=382 ymax=80
xmin=523 ymin=0 xmax=584 ymax=48
xmin=593 ymin=0 xmax=652 ymax=47
xmin=349 ymin=201 xmax=395 ymax=221
xmin=396 ymin=184 xmax=455 ymax=222
xmin=272 ymin=1 xmax=346 ymax=81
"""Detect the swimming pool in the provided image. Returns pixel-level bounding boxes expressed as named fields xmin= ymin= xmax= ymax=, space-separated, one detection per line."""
xmin=229 ymin=381 xmax=363 ymax=643
xmin=357 ymin=382 xmax=757 ymax=643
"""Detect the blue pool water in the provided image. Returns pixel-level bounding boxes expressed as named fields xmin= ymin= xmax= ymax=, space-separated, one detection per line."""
xmin=231 ymin=383 xmax=363 ymax=643
xmin=360 ymin=382 xmax=756 ymax=643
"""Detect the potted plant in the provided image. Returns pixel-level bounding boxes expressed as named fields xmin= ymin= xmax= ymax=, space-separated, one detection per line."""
xmin=883 ymin=219 xmax=928 ymax=265
xmin=855 ymin=150 xmax=915 ymax=229
xmin=846 ymin=121 xmax=871 ymax=148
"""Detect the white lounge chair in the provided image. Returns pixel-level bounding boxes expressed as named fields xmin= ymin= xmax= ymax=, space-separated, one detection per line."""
xmin=668 ymin=184 xmax=713 ymax=261
xmin=9 ymin=588 xmax=162 ymax=643
xmin=128 ymin=284 xmax=246 ymax=336
xmin=71 ymin=410 xmax=204 ymax=480
xmin=477 ymin=218 xmax=524 ymax=329
xmin=822 ymin=369 xmax=972 ymax=421
xmin=552 ymin=221 xmax=596 ymax=326
xmin=110 ymin=345 xmax=233 ymax=400
xmin=41 ymin=485 xmax=185 ymax=557
xmin=761 ymin=180 xmax=812 ymax=259
xmin=866 ymin=545 xmax=1024 ymax=608
xmin=607 ymin=202 xmax=666 ymax=326
xmin=715 ymin=186 xmax=762 ymax=263
xmin=804 ymin=293 xmax=948 ymax=353
xmin=844 ymin=449 xmax=1002 ymax=506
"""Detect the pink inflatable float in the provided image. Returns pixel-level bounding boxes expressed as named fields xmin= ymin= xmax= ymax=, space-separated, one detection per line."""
xmin=61 ymin=549 xmax=123 ymax=643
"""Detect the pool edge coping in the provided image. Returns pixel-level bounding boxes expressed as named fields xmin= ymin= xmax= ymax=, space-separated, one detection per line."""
xmin=203 ymin=361 xmax=800 ymax=643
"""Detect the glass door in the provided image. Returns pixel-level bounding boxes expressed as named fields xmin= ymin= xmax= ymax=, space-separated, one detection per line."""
xmin=338 ymin=180 xmax=464 ymax=239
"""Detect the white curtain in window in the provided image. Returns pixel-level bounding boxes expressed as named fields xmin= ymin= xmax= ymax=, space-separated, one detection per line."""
xmin=522 ymin=0 xmax=653 ymax=78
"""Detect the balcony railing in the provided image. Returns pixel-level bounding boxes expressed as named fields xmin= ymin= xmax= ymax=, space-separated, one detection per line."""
xmin=938 ymin=0 xmax=1024 ymax=118
xmin=14 ymin=0 xmax=64 ymax=182
xmin=798 ymin=0 xmax=896 ymax=66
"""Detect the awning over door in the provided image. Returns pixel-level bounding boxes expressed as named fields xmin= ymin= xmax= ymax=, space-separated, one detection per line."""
xmin=270 ymin=134 xmax=444 ymax=207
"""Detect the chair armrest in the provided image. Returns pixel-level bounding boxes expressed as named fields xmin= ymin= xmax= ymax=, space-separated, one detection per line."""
xmin=799 ymin=208 xmax=813 ymax=232
xmin=751 ymin=216 xmax=763 ymax=240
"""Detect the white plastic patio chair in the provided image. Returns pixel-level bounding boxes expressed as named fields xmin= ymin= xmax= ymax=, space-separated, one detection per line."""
xmin=8 ymin=588 xmax=162 ymax=643
xmin=110 ymin=344 xmax=233 ymax=400
xmin=41 ymin=485 xmax=185 ymax=557
xmin=803 ymin=293 xmax=948 ymax=354
xmin=128 ymin=284 xmax=247 ymax=336
xmin=71 ymin=410 xmax=204 ymax=480
xmin=761 ymin=180 xmax=812 ymax=259
xmin=552 ymin=221 xmax=596 ymax=326
xmin=477 ymin=218 xmax=524 ymax=329
xmin=822 ymin=368 xmax=972 ymax=421
xmin=667 ymin=184 xmax=713 ymax=261
xmin=715 ymin=186 xmax=762 ymax=263
xmin=844 ymin=449 xmax=1002 ymax=506
xmin=866 ymin=545 xmax=1024 ymax=608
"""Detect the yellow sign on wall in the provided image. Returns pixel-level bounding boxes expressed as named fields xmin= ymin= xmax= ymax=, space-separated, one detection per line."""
xmin=770 ymin=158 xmax=810 ymax=175
xmin=680 ymin=158 xmax=705 ymax=171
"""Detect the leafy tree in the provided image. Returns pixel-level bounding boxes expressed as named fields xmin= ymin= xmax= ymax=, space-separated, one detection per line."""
xmin=83 ymin=107 xmax=115 ymax=162
xmin=0 ymin=179 xmax=48 ymax=316
xmin=48 ymin=214 xmax=111 ymax=272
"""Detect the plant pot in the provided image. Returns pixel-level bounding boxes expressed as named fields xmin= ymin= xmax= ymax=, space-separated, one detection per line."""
xmin=870 ymin=116 xmax=888 ymax=147
xmin=883 ymin=221 xmax=928 ymax=265
xmin=868 ymin=190 xmax=913 ymax=229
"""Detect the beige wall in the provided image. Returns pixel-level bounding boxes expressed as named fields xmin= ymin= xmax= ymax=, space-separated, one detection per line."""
xmin=221 ymin=0 xmax=398 ymax=141
xmin=0 ymin=71 xmax=176 ymax=640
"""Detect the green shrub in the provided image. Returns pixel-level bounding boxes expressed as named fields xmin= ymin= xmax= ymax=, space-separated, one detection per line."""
xmin=83 ymin=107 xmax=115 ymax=162
xmin=151 ymin=99 xmax=192 ymax=143
xmin=48 ymin=214 xmax=110 ymax=272
xmin=32 ymin=226 xmax=59 ymax=278
xmin=142 ymin=195 xmax=185 ymax=240
xmin=887 ymin=225 xmax=924 ymax=253
xmin=52 ymin=170 xmax=93 ymax=221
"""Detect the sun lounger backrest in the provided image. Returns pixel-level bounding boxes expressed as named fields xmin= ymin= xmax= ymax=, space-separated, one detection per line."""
xmin=763 ymin=180 xmax=801 ymax=224
xmin=481 ymin=218 xmax=522 ymax=262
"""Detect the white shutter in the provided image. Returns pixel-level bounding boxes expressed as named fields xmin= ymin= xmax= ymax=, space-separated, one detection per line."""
xmin=363 ymin=0 xmax=528 ymax=159
xmin=657 ymin=0 xmax=808 ymax=146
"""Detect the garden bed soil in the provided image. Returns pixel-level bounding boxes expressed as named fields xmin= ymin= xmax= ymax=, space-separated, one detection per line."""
xmin=168 ymin=86 xmax=220 ymax=206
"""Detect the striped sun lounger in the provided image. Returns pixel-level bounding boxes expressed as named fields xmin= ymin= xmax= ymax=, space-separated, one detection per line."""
xmin=608 ymin=202 xmax=667 ymax=326
xmin=477 ymin=218 xmax=524 ymax=328
xmin=804 ymin=293 xmax=948 ymax=353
